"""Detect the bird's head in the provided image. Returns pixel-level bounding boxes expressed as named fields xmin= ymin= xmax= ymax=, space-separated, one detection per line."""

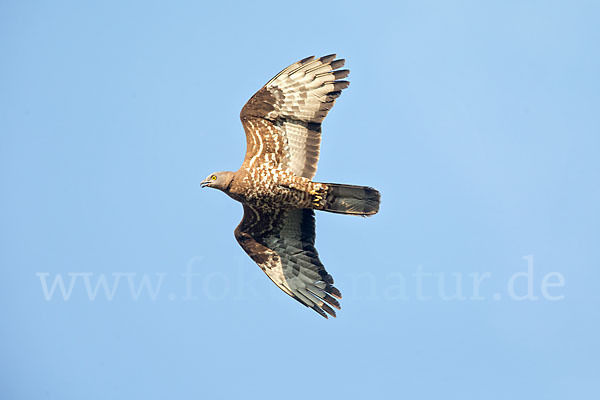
xmin=201 ymin=171 xmax=234 ymax=191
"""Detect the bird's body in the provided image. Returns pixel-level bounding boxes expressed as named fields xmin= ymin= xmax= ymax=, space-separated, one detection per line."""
xmin=202 ymin=54 xmax=380 ymax=318
xmin=227 ymin=165 xmax=318 ymax=210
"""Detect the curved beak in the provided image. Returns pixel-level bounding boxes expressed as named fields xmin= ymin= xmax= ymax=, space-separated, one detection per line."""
xmin=200 ymin=179 xmax=210 ymax=188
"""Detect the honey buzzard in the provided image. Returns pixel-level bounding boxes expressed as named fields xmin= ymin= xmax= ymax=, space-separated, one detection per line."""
xmin=201 ymin=54 xmax=380 ymax=318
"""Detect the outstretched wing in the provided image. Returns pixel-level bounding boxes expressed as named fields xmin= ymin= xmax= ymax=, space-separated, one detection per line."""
xmin=234 ymin=205 xmax=342 ymax=318
xmin=239 ymin=54 xmax=349 ymax=179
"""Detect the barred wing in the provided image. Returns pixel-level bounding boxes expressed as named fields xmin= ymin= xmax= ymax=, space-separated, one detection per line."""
xmin=240 ymin=54 xmax=349 ymax=178
xmin=234 ymin=206 xmax=342 ymax=318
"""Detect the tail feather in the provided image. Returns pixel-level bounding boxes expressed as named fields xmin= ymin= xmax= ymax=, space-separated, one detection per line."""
xmin=318 ymin=183 xmax=380 ymax=216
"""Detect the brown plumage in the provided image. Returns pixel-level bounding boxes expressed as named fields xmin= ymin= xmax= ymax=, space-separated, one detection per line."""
xmin=201 ymin=55 xmax=380 ymax=318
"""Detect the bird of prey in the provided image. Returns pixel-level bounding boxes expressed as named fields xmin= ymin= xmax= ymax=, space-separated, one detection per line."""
xmin=201 ymin=54 xmax=380 ymax=318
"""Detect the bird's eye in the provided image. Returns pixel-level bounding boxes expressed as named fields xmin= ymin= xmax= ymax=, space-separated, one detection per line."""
xmin=211 ymin=175 xmax=217 ymax=181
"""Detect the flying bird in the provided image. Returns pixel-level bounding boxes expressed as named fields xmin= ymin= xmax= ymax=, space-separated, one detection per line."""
xmin=201 ymin=54 xmax=380 ymax=318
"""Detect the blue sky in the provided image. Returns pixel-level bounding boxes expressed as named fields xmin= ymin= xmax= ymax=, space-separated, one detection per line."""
xmin=1 ymin=1 xmax=599 ymax=399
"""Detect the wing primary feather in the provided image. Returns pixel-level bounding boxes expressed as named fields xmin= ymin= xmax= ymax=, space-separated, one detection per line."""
xmin=319 ymin=54 xmax=337 ymax=63
xmin=333 ymin=81 xmax=350 ymax=91
xmin=320 ymin=303 xmax=337 ymax=318
xmin=299 ymin=55 xmax=315 ymax=64
xmin=332 ymin=69 xmax=350 ymax=79
xmin=329 ymin=59 xmax=346 ymax=70
xmin=311 ymin=305 xmax=329 ymax=319
xmin=294 ymin=288 xmax=317 ymax=307
xmin=288 ymin=57 xmax=325 ymax=77
xmin=325 ymin=284 xmax=342 ymax=299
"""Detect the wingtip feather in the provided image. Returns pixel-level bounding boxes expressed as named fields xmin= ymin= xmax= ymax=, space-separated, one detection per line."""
xmin=330 ymin=59 xmax=346 ymax=70
xmin=311 ymin=305 xmax=329 ymax=319
xmin=300 ymin=55 xmax=315 ymax=64
xmin=320 ymin=54 xmax=337 ymax=63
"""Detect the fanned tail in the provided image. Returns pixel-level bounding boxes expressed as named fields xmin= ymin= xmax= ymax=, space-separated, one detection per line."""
xmin=315 ymin=183 xmax=380 ymax=216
